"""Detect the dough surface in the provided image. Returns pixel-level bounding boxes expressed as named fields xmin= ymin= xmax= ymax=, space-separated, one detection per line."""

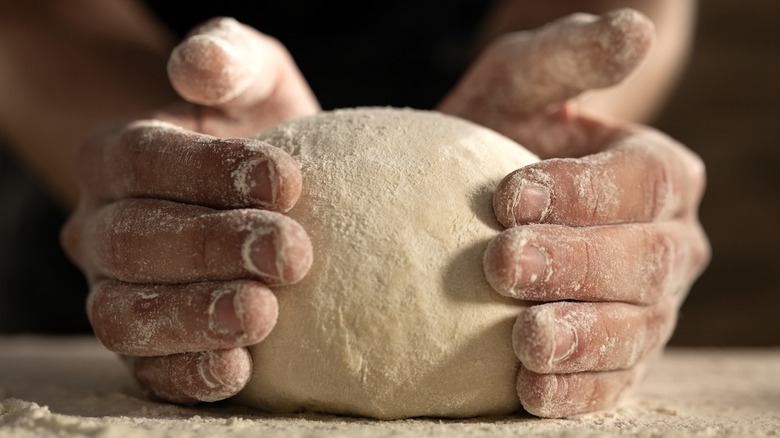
xmin=236 ymin=108 xmax=538 ymax=419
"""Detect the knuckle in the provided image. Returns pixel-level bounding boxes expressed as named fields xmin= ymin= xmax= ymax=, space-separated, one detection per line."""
xmin=132 ymin=356 xmax=194 ymax=404
xmin=685 ymin=150 xmax=707 ymax=203
xmin=119 ymin=120 xmax=183 ymax=159
xmin=646 ymin=156 xmax=672 ymax=219
xmin=117 ymin=121 xmax=148 ymax=154
xmin=87 ymin=282 xmax=115 ymax=347
xmin=537 ymin=157 xmax=606 ymax=226
xmin=196 ymin=219 xmax=219 ymax=274
xmin=645 ymin=300 xmax=679 ymax=351
xmin=74 ymin=126 xmax=122 ymax=191
xmin=60 ymin=213 xmax=83 ymax=266
xmin=690 ymin=222 xmax=712 ymax=274
xmin=644 ymin=229 xmax=674 ymax=299
xmin=98 ymin=225 xmax=124 ymax=279
xmin=686 ymin=150 xmax=707 ymax=185
xmin=95 ymin=202 xmax=139 ymax=281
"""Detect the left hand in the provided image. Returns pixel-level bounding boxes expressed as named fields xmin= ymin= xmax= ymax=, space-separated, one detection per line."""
xmin=439 ymin=9 xmax=710 ymax=417
xmin=62 ymin=17 xmax=319 ymax=404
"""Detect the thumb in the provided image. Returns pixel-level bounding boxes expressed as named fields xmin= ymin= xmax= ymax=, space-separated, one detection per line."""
xmin=438 ymin=9 xmax=654 ymax=158
xmin=439 ymin=8 xmax=653 ymax=119
xmin=164 ymin=17 xmax=320 ymax=137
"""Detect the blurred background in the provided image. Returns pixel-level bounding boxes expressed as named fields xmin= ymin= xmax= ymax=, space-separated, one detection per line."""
xmin=659 ymin=0 xmax=780 ymax=346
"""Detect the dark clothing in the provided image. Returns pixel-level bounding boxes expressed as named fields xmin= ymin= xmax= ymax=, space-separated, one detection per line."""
xmin=0 ymin=1 xmax=489 ymax=333
xmin=144 ymin=1 xmax=489 ymax=110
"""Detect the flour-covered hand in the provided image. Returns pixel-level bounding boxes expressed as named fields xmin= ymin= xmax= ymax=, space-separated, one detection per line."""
xmin=440 ymin=9 xmax=710 ymax=417
xmin=62 ymin=18 xmax=318 ymax=404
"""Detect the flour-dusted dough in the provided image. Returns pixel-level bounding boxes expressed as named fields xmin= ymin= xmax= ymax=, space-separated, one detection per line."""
xmin=235 ymin=108 xmax=538 ymax=419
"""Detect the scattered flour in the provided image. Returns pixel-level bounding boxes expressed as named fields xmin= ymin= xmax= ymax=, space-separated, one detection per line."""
xmin=1 ymin=336 xmax=779 ymax=438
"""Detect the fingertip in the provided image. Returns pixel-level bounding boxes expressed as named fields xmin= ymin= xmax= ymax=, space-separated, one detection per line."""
xmin=198 ymin=348 xmax=253 ymax=402
xmin=516 ymin=370 xmax=567 ymax=418
xmin=484 ymin=227 xmax=549 ymax=300
xmin=231 ymin=140 xmax=302 ymax=211
xmin=484 ymin=231 xmax=522 ymax=297
xmin=517 ymin=367 xmax=638 ymax=418
xmin=168 ymin=17 xmax=274 ymax=106
xmin=493 ymin=171 xmax=521 ymax=229
xmin=603 ymin=8 xmax=655 ymax=44
xmin=169 ymin=34 xmax=252 ymax=105
xmin=276 ymin=217 xmax=313 ymax=285
xmin=545 ymin=8 xmax=655 ymax=91
xmin=242 ymin=214 xmax=312 ymax=286
xmin=266 ymin=144 xmax=303 ymax=213
xmin=234 ymin=283 xmax=279 ymax=343
xmin=594 ymin=8 xmax=655 ymax=84
xmin=135 ymin=349 xmax=252 ymax=404
xmin=210 ymin=283 xmax=278 ymax=344
xmin=494 ymin=169 xmax=552 ymax=228
xmin=513 ymin=305 xmax=577 ymax=374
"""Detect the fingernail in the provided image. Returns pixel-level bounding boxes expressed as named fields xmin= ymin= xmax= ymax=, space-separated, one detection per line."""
xmin=250 ymin=159 xmax=276 ymax=206
xmin=552 ymin=319 xmax=577 ymax=363
xmin=514 ymin=182 xmax=551 ymax=224
xmin=242 ymin=228 xmax=281 ymax=281
xmin=518 ymin=245 xmax=547 ymax=288
xmin=210 ymin=291 xmax=242 ymax=335
xmin=196 ymin=350 xmax=229 ymax=390
xmin=232 ymin=158 xmax=277 ymax=207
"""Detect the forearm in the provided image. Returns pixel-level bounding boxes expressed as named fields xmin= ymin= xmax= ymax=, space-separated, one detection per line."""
xmin=0 ymin=0 xmax=177 ymax=207
xmin=476 ymin=0 xmax=697 ymax=123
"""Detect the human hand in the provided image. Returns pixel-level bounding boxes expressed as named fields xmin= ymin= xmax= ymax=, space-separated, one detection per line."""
xmin=439 ymin=9 xmax=710 ymax=417
xmin=61 ymin=17 xmax=318 ymax=404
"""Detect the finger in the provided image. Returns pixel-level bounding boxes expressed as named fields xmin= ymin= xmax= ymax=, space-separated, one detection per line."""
xmin=484 ymin=220 xmax=709 ymax=304
xmin=168 ymin=17 xmax=275 ymax=106
xmin=517 ymin=364 xmax=645 ymax=418
xmin=166 ymin=17 xmax=319 ymax=137
xmin=512 ymin=301 xmax=675 ymax=375
xmin=85 ymin=199 xmax=312 ymax=285
xmin=90 ymin=280 xmax=277 ymax=356
xmin=439 ymin=8 xmax=654 ymax=120
xmin=492 ymin=128 xmax=707 ymax=227
xmin=77 ymin=120 xmax=302 ymax=211
xmin=132 ymin=348 xmax=251 ymax=404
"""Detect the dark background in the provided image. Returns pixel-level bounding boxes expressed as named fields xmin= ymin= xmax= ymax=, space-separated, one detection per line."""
xmin=659 ymin=0 xmax=780 ymax=346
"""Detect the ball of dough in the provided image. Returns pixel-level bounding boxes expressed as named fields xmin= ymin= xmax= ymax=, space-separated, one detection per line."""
xmin=235 ymin=108 xmax=538 ymax=419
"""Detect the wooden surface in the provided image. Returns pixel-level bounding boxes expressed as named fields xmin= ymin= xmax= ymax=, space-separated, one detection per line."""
xmin=0 ymin=336 xmax=778 ymax=437
xmin=654 ymin=0 xmax=780 ymax=346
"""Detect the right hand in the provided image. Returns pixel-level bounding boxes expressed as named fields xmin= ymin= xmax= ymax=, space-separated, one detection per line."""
xmin=440 ymin=9 xmax=709 ymax=417
xmin=61 ymin=17 xmax=319 ymax=404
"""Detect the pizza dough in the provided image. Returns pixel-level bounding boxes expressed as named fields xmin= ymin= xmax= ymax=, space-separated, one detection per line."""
xmin=235 ymin=107 xmax=538 ymax=419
